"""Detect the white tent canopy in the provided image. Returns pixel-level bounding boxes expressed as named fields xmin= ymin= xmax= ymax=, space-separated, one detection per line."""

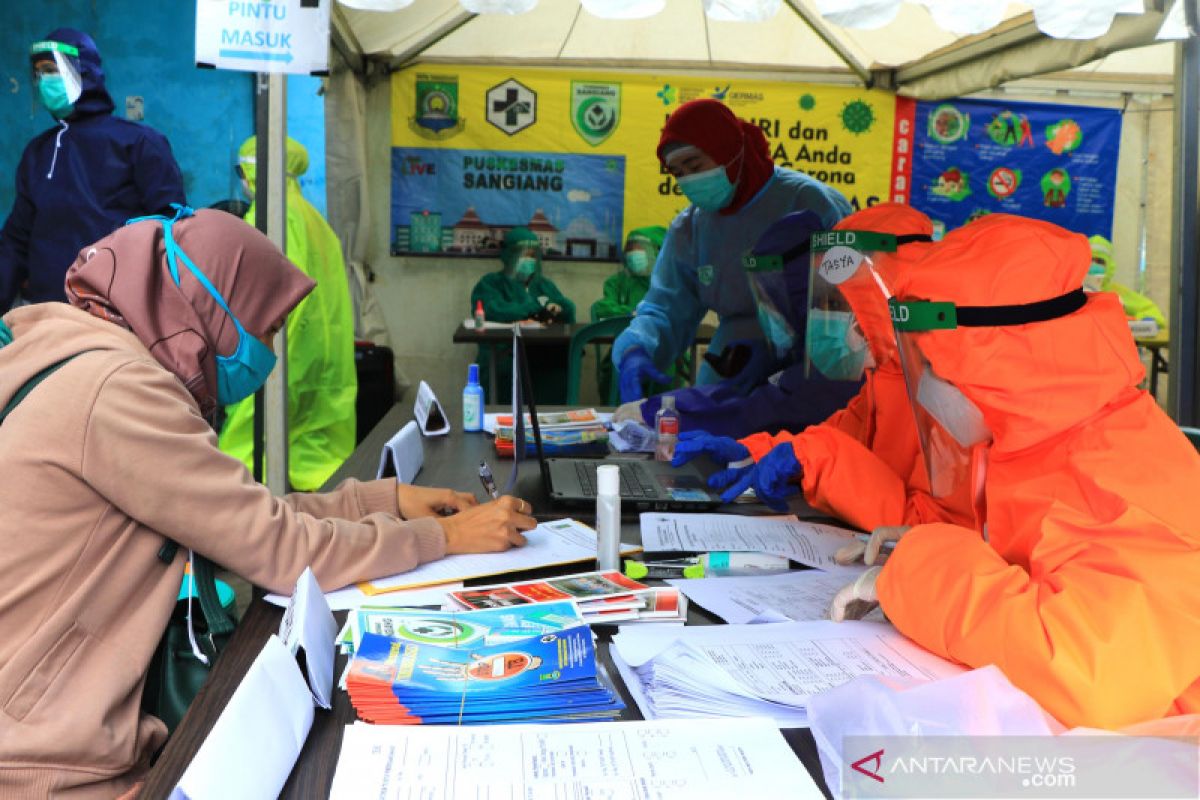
xmin=333 ymin=0 xmax=1175 ymax=97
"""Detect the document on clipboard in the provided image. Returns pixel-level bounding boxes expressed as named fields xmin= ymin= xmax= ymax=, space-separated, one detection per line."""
xmin=354 ymin=518 xmax=641 ymax=595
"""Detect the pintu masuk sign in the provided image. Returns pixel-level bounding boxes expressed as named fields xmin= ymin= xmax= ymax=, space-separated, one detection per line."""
xmin=196 ymin=0 xmax=330 ymax=76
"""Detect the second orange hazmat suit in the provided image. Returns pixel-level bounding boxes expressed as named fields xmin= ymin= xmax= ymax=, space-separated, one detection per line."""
xmin=740 ymin=203 xmax=974 ymax=533
xmin=876 ymin=214 xmax=1200 ymax=729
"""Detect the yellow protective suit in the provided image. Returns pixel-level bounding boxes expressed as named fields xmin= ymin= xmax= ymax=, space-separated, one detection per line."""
xmin=219 ymin=137 xmax=357 ymax=491
xmin=1087 ymin=235 xmax=1166 ymax=329
xmin=740 ymin=204 xmax=975 ymax=533
xmin=878 ymin=214 xmax=1200 ymax=729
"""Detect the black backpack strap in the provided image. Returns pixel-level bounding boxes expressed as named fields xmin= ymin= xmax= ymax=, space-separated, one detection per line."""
xmin=192 ymin=554 xmax=236 ymax=638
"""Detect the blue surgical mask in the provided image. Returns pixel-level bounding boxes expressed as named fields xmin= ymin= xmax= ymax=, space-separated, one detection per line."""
xmin=806 ymin=309 xmax=868 ymax=380
xmin=514 ymin=257 xmax=537 ymax=281
xmin=128 ymin=205 xmax=277 ymax=405
xmin=678 ymin=165 xmax=736 ymax=212
xmin=37 ymin=75 xmax=74 ymax=119
xmin=625 ymin=249 xmax=650 ymax=276
xmin=1083 ymin=262 xmax=1107 ymax=293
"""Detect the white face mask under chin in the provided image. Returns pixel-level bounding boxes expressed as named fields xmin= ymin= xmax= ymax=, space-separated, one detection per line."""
xmin=917 ymin=368 xmax=991 ymax=448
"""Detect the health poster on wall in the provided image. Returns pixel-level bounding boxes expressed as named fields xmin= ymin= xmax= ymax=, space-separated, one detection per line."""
xmin=391 ymin=65 xmax=900 ymax=260
xmin=910 ymin=98 xmax=1121 ymax=238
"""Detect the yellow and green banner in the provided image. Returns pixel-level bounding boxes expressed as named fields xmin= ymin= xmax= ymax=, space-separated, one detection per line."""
xmin=391 ymin=64 xmax=899 ymax=260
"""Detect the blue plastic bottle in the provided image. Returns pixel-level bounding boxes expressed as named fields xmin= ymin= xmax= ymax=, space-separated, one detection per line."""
xmin=463 ymin=363 xmax=484 ymax=432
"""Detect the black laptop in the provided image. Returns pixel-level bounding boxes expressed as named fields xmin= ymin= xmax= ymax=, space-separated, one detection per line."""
xmin=507 ymin=327 xmax=722 ymax=512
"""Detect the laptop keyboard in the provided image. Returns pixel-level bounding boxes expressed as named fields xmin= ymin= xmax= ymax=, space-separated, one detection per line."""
xmin=574 ymin=461 xmax=658 ymax=499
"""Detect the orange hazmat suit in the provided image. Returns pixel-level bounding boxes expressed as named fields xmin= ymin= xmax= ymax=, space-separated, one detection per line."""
xmin=877 ymin=214 xmax=1200 ymax=729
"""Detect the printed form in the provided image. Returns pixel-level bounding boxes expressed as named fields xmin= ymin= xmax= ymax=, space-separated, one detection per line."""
xmin=641 ymin=513 xmax=863 ymax=572
xmin=667 ymin=570 xmax=882 ymax=624
xmin=329 ymin=717 xmax=822 ymax=799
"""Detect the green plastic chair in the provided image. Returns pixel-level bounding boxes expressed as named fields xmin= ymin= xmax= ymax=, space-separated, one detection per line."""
xmin=566 ymin=315 xmax=634 ymax=406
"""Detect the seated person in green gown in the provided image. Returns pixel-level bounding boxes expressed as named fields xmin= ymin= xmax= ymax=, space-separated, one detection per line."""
xmin=590 ymin=226 xmax=666 ymax=402
xmin=470 ymin=227 xmax=576 ymax=404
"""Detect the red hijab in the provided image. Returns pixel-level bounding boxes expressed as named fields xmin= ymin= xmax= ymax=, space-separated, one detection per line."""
xmin=65 ymin=208 xmax=314 ymax=417
xmin=657 ymin=99 xmax=775 ymax=216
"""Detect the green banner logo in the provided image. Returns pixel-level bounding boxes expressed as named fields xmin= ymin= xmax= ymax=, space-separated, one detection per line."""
xmin=411 ymin=73 xmax=464 ymax=140
xmin=571 ymin=81 xmax=621 ymax=147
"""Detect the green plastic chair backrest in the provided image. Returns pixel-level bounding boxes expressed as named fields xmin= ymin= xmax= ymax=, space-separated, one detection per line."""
xmin=566 ymin=315 xmax=634 ymax=405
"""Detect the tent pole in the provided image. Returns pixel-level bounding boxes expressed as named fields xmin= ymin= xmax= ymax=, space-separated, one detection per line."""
xmin=252 ymin=72 xmax=291 ymax=494
xmin=784 ymin=0 xmax=872 ymax=87
xmin=1171 ymin=35 xmax=1200 ymax=424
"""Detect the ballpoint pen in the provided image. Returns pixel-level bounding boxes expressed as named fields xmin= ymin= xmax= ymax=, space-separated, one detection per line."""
xmin=478 ymin=459 xmax=500 ymax=499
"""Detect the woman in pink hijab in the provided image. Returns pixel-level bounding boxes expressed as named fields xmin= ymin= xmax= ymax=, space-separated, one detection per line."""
xmin=0 ymin=207 xmax=533 ymax=797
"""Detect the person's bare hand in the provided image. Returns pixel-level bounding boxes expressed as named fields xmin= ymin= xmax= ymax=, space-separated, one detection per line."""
xmin=437 ymin=495 xmax=536 ymax=554
xmin=396 ymin=484 xmax=477 ymax=519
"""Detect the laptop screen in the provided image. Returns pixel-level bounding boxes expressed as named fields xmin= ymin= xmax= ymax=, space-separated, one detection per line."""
xmin=503 ymin=325 xmax=550 ymax=495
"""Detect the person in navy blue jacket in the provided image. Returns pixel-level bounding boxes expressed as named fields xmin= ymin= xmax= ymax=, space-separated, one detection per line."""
xmin=0 ymin=29 xmax=185 ymax=311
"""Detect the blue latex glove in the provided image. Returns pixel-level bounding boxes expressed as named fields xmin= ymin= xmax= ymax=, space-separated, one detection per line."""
xmin=618 ymin=346 xmax=671 ymax=403
xmin=718 ymin=339 xmax=779 ymax=397
xmin=709 ymin=442 xmax=802 ymax=511
xmin=671 ymin=430 xmax=750 ymax=467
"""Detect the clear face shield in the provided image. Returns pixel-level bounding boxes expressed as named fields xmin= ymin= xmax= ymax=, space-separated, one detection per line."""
xmin=805 ymin=230 xmax=899 ymax=381
xmin=30 ymin=40 xmax=83 ymax=106
xmin=889 ymin=299 xmax=992 ymax=499
xmin=743 ymin=246 xmax=804 ymax=361
xmin=506 ymin=242 xmax=541 ymax=282
xmin=623 ymin=237 xmax=653 ymax=277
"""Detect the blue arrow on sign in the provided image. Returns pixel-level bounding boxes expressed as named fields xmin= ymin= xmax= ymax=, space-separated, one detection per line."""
xmin=218 ymin=49 xmax=294 ymax=64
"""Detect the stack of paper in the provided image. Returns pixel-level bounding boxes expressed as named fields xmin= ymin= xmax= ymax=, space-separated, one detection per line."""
xmin=346 ymin=626 xmax=625 ymax=725
xmin=330 ymin=717 xmax=825 ymax=800
xmin=493 ymin=408 xmax=609 ymax=457
xmin=448 ymin=569 xmax=688 ymax=624
xmin=610 ymin=620 xmax=965 ymax=727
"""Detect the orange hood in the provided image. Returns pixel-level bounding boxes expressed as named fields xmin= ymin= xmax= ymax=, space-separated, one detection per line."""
xmin=892 ymin=214 xmax=1144 ymax=453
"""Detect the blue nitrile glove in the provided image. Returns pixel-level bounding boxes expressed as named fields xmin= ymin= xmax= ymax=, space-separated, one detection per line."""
xmin=719 ymin=339 xmax=778 ymax=397
xmin=710 ymin=442 xmax=802 ymax=511
xmin=672 ymin=430 xmax=751 ymax=467
xmin=618 ymin=346 xmax=671 ymax=403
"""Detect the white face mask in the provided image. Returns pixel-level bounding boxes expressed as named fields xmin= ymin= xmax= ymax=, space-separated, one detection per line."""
xmin=916 ymin=368 xmax=991 ymax=448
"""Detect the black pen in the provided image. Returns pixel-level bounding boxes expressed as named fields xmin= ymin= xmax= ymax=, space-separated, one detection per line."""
xmin=478 ymin=460 xmax=499 ymax=499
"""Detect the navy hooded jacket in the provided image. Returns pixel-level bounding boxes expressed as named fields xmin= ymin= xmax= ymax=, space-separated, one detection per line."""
xmin=0 ymin=28 xmax=185 ymax=310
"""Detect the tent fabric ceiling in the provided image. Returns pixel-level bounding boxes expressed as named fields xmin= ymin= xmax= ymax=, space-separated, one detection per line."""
xmin=336 ymin=0 xmax=1175 ymax=97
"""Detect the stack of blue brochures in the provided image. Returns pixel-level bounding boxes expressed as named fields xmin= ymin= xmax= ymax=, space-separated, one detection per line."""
xmin=347 ymin=626 xmax=625 ymax=724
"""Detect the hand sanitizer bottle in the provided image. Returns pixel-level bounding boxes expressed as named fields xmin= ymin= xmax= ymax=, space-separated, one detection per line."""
xmin=655 ymin=395 xmax=679 ymax=462
xmin=595 ymin=464 xmax=621 ymax=571
xmin=473 ymin=300 xmax=486 ymax=329
xmin=463 ymin=363 xmax=484 ymax=432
